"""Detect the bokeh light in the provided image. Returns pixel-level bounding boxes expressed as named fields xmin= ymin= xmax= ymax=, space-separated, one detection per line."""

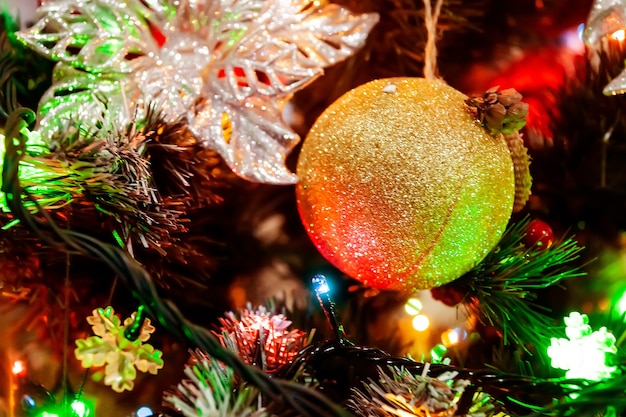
xmin=412 ymin=314 xmax=430 ymax=331
xmin=441 ymin=328 xmax=467 ymax=347
xmin=136 ymin=406 xmax=153 ymax=417
xmin=11 ymin=360 xmax=26 ymax=376
xmin=404 ymin=298 xmax=423 ymax=316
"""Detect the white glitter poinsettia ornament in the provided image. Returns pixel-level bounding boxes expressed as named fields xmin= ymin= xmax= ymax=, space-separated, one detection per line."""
xmin=16 ymin=0 xmax=378 ymax=183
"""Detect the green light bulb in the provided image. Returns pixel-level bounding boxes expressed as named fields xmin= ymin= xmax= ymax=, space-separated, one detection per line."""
xmin=430 ymin=344 xmax=447 ymax=363
xmin=71 ymin=400 xmax=89 ymax=417
xmin=547 ymin=312 xmax=617 ymax=381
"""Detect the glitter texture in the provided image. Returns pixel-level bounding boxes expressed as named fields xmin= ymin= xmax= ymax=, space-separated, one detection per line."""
xmin=296 ymin=78 xmax=515 ymax=291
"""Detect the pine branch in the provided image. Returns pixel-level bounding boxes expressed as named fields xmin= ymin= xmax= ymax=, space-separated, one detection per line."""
xmin=526 ymin=375 xmax=626 ymax=417
xmin=454 ymin=218 xmax=586 ymax=363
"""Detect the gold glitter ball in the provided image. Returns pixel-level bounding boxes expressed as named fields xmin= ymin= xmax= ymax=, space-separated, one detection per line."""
xmin=296 ymin=78 xmax=515 ymax=291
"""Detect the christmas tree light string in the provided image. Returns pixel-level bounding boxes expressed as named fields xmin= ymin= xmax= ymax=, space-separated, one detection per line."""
xmin=443 ymin=217 xmax=588 ymax=363
xmin=280 ymin=272 xmax=606 ymax=416
xmin=302 ymin=270 xmax=623 ymax=415
xmin=124 ymin=304 xmax=148 ymax=342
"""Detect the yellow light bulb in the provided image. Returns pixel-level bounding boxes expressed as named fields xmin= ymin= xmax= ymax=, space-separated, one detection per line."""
xmin=412 ymin=315 xmax=430 ymax=331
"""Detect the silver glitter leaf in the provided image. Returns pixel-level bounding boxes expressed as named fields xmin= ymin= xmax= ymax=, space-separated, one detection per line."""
xmin=19 ymin=0 xmax=379 ymax=184
xmin=37 ymin=65 xmax=127 ymax=139
xmin=585 ymin=0 xmax=626 ymax=95
xmin=127 ymin=39 xmax=207 ymax=120
xmin=604 ymin=67 xmax=626 ymax=95
xmin=15 ymin=0 xmax=161 ymax=73
xmin=585 ymin=0 xmax=626 ymax=46
xmin=193 ymin=95 xmax=300 ymax=183
xmin=204 ymin=0 xmax=379 ymax=102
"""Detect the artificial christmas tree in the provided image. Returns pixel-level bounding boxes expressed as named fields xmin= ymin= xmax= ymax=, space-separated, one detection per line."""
xmin=1 ymin=0 xmax=626 ymax=416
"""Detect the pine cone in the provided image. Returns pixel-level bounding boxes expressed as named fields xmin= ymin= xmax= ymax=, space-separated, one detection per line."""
xmin=465 ymin=86 xmax=529 ymax=135
xmin=504 ymin=131 xmax=532 ymax=213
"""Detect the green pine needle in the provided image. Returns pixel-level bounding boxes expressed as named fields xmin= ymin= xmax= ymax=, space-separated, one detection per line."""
xmin=2 ymin=104 xmax=186 ymax=250
xmin=165 ymin=350 xmax=269 ymax=417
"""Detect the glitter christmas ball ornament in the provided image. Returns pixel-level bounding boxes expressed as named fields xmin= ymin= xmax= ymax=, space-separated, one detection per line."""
xmin=296 ymin=78 xmax=515 ymax=291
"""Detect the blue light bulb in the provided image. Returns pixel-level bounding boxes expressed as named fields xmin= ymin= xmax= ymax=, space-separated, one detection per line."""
xmin=136 ymin=406 xmax=153 ymax=417
xmin=312 ymin=274 xmax=330 ymax=295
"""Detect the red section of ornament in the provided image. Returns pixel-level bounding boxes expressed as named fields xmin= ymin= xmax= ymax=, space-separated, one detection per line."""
xmin=523 ymin=219 xmax=554 ymax=249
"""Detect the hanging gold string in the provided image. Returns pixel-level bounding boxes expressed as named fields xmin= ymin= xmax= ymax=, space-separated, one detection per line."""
xmin=422 ymin=0 xmax=444 ymax=80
